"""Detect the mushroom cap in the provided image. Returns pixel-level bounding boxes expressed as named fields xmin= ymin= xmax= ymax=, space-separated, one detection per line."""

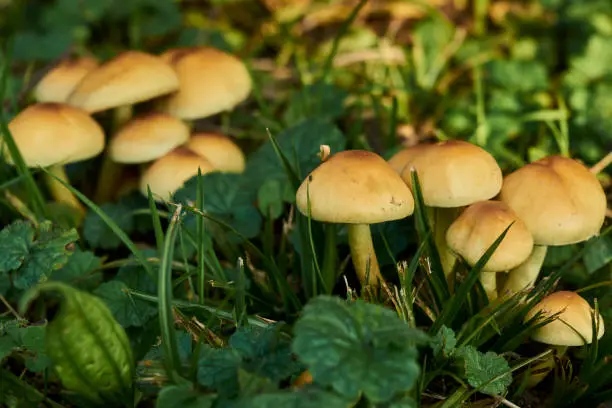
xmin=140 ymin=147 xmax=216 ymax=200
xmin=392 ymin=140 xmax=503 ymax=208
xmin=108 ymin=113 xmax=190 ymax=163
xmin=157 ymin=47 xmax=252 ymax=119
xmin=295 ymin=150 xmax=415 ymax=224
xmin=446 ymin=200 xmax=534 ymax=272
xmin=499 ymin=155 xmax=607 ymax=246
xmin=67 ymin=51 xmax=179 ymax=113
xmin=525 ymin=291 xmax=605 ymax=346
xmin=34 ymin=56 xmax=100 ymax=103
xmin=186 ymin=133 xmax=245 ymax=173
xmin=5 ymin=103 xmax=105 ymax=167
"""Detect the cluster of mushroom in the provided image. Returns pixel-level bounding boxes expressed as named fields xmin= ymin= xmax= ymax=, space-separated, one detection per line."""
xmin=295 ymin=140 xmax=607 ymax=303
xmin=4 ymin=47 xmax=252 ymax=220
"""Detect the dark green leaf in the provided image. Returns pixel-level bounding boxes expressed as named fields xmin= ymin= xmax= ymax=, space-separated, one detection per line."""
xmin=293 ymin=296 xmax=428 ymax=402
xmin=584 ymin=235 xmax=612 ymax=274
xmin=83 ymin=202 xmax=134 ymax=250
xmin=283 ymin=82 xmax=348 ymax=126
xmin=197 ymin=346 xmax=242 ymax=396
xmin=241 ymin=388 xmax=355 ymax=408
xmin=455 ymin=345 xmax=512 ymax=396
xmin=156 ymin=385 xmax=216 ymax=408
xmin=431 ymin=325 xmax=457 ymax=359
xmin=94 ymin=281 xmax=157 ymax=328
xmin=51 ymin=248 xmax=102 ymax=288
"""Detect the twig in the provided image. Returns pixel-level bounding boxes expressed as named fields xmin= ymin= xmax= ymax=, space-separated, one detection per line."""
xmin=0 ymin=294 xmax=22 ymax=319
xmin=590 ymin=151 xmax=612 ymax=174
xmin=497 ymin=396 xmax=522 ymax=408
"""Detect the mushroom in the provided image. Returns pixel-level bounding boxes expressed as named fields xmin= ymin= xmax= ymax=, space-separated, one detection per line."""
xmin=67 ymin=50 xmax=180 ymax=203
xmin=389 ymin=140 xmax=503 ymax=280
xmin=445 ymin=200 xmax=534 ymax=300
xmin=139 ymin=147 xmax=215 ymax=202
xmin=523 ymin=291 xmax=605 ymax=387
xmin=33 ymin=56 xmax=99 ymax=103
xmin=5 ymin=103 xmax=105 ymax=219
xmin=295 ymin=150 xmax=414 ymax=288
xmin=499 ymin=156 xmax=607 ymax=296
xmin=157 ymin=46 xmax=252 ymax=125
xmin=185 ymin=133 xmax=245 ymax=173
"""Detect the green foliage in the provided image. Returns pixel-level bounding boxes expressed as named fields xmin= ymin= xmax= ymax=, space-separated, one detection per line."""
xmin=292 ymin=296 xmax=428 ymax=403
xmin=0 ymin=220 xmax=78 ymax=293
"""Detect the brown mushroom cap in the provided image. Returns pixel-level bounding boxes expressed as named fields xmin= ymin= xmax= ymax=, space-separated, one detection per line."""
xmin=295 ymin=150 xmax=414 ymax=224
xmin=525 ymin=291 xmax=605 ymax=346
xmin=139 ymin=147 xmax=215 ymax=200
xmin=67 ymin=51 xmax=179 ymax=113
xmin=5 ymin=103 xmax=105 ymax=167
xmin=391 ymin=140 xmax=503 ymax=208
xmin=446 ymin=200 xmax=534 ymax=272
xmin=157 ymin=47 xmax=252 ymax=119
xmin=499 ymin=156 xmax=607 ymax=246
xmin=186 ymin=133 xmax=245 ymax=173
xmin=34 ymin=56 xmax=100 ymax=103
xmin=108 ymin=113 xmax=190 ymax=163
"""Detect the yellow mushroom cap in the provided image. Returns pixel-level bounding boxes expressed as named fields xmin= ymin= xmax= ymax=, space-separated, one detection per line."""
xmin=109 ymin=113 xmax=190 ymax=163
xmin=67 ymin=51 xmax=179 ymax=113
xmin=499 ymin=156 xmax=607 ymax=246
xmin=446 ymin=200 xmax=534 ymax=272
xmin=5 ymin=103 xmax=105 ymax=167
xmin=295 ymin=150 xmax=415 ymax=224
xmin=140 ymin=147 xmax=215 ymax=200
xmin=392 ymin=140 xmax=503 ymax=208
xmin=525 ymin=291 xmax=605 ymax=346
xmin=186 ymin=133 xmax=245 ymax=173
xmin=34 ymin=56 xmax=100 ymax=103
xmin=157 ymin=47 xmax=252 ymax=119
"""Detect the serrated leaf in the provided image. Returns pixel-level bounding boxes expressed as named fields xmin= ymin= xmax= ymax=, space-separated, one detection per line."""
xmin=431 ymin=325 xmax=457 ymax=359
xmin=94 ymin=281 xmax=157 ymax=328
xmin=0 ymin=220 xmax=78 ymax=290
xmin=83 ymin=202 xmax=134 ymax=250
xmin=230 ymin=325 xmax=302 ymax=382
xmin=487 ymin=60 xmax=549 ymax=92
xmin=197 ymin=346 xmax=242 ymax=396
xmin=51 ymin=248 xmax=102 ymax=288
xmin=174 ymin=173 xmax=262 ymax=240
xmin=156 ymin=385 xmax=216 ymax=408
xmin=455 ymin=345 xmax=512 ymax=396
xmin=0 ymin=336 xmax=15 ymax=361
xmin=245 ymin=119 xmax=346 ymax=194
xmin=241 ymin=388 xmax=355 ymax=408
xmin=292 ymin=296 xmax=428 ymax=402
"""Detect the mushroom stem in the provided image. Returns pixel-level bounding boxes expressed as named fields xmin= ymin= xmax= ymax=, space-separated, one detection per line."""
xmin=93 ymin=105 xmax=133 ymax=203
xmin=45 ymin=164 xmax=85 ymax=218
xmin=321 ymin=223 xmax=338 ymax=294
xmin=427 ymin=207 xmax=461 ymax=284
xmin=480 ymin=271 xmax=497 ymax=301
xmin=347 ymin=223 xmax=381 ymax=288
xmin=524 ymin=345 xmax=567 ymax=389
xmin=500 ymin=245 xmax=548 ymax=296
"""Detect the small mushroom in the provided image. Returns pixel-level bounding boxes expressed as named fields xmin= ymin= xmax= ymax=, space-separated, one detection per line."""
xmin=185 ymin=133 xmax=245 ymax=173
xmin=5 ymin=103 xmax=105 ymax=220
xmin=389 ymin=140 xmax=503 ymax=280
xmin=523 ymin=291 xmax=605 ymax=387
xmin=499 ymin=156 xmax=607 ymax=296
xmin=445 ymin=200 xmax=534 ymax=300
xmin=139 ymin=147 xmax=215 ymax=201
xmin=295 ymin=150 xmax=414 ymax=288
xmin=34 ymin=56 xmax=99 ymax=103
xmin=67 ymin=50 xmax=180 ymax=203
xmin=157 ymin=46 xmax=252 ymax=123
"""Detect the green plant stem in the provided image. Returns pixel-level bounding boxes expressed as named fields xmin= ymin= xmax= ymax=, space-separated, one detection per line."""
xmin=500 ymin=246 xmax=548 ymax=297
xmin=45 ymin=164 xmax=85 ymax=220
xmin=94 ymin=105 xmax=133 ymax=203
xmin=524 ymin=345 xmax=568 ymax=389
xmin=480 ymin=271 xmax=497 ymax=301
xmin=321 ymin=223 xmax=338 ymax=294
xmin=347 ymin=223 xmax=380 ymax=288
